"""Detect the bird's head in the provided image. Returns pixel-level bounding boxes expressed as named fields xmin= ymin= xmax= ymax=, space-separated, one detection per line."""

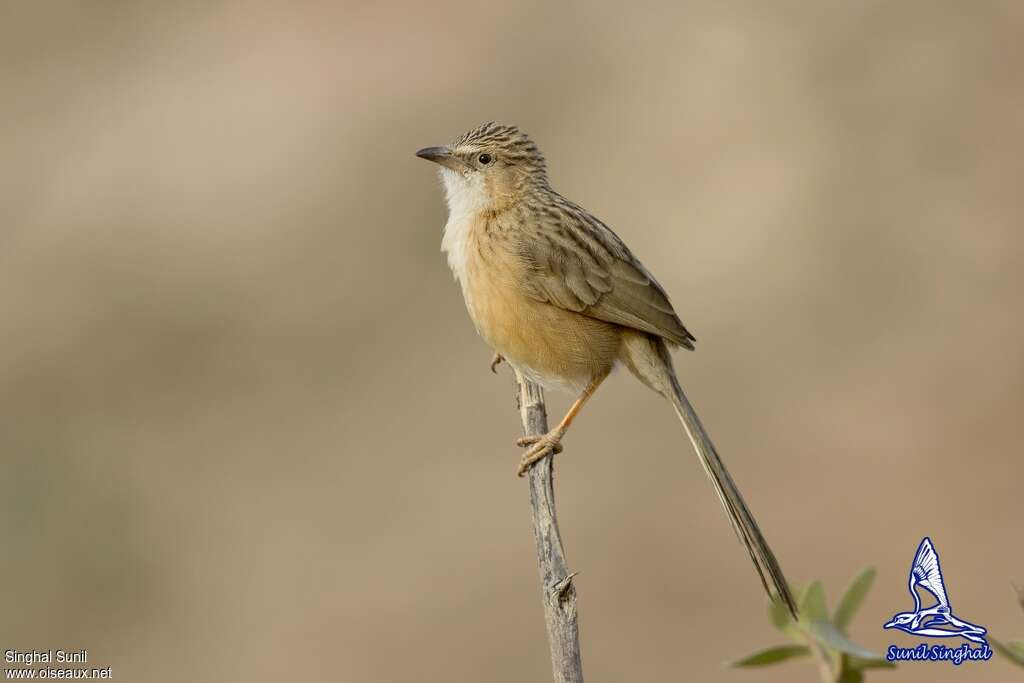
xmin=416 ymin=122 xmax=548 ymax=214
xmin=884 ymin=612 xmax=917 ymax=630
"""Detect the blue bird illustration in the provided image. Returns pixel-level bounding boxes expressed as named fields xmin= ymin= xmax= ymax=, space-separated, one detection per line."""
xmin=884 ymin=537 xmax=987 ymax=644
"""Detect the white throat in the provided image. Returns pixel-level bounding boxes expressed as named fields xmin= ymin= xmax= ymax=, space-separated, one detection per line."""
xmin=439 ymin=167 xmax=489 ymax=284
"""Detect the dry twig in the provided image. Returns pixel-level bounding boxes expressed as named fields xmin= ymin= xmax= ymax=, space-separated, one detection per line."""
xmin=514 ymin=371 xmax=584 ymax=683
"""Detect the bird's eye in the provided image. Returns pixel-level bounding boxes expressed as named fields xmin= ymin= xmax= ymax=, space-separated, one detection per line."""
xmin=477 ymin=153 xmax=493 ymax=165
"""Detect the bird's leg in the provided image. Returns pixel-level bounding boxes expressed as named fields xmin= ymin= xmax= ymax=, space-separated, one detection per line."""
xmin=490 ymin=352 xmax=504 ymax=373
xmin=516 ymin=372 xmax=608 ymax=476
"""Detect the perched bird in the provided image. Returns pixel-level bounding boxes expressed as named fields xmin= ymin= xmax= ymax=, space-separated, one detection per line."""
xmin=416 ymin=122 xmax=797 ymax=616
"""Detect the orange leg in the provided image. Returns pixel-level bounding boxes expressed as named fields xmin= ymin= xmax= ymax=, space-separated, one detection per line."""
xmin=516 ymin=371 xmax=609 ymax=476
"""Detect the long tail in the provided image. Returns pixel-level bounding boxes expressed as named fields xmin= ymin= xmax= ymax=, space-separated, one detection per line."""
xmin=667 ymin=369 xmax=798 ymax=618
xmin=621 ymin=331 xmax=798 ymax=618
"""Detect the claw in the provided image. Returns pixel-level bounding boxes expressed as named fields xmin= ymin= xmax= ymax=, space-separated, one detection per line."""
xmin=490 ymin=353 xmax=504 ymax=373
xmin=516 ymin=435 xmax=563 ymax=453
xmin=515 ymin=431 xmax=565 ymax=476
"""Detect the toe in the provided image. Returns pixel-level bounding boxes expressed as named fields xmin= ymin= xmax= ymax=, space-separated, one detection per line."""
xmin=515 ymin=437 xmax=565 ymax=476
xmin=516 ymin=436 xmax=563 ymax=453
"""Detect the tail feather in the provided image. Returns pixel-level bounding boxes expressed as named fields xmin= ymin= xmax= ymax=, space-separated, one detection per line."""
xmin=620 ymin=331 xmax=798 ymax=619
xmin=667 ymin=371 xmax=798 ymax=618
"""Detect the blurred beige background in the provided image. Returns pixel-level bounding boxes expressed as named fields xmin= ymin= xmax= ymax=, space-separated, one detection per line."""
xmin=2 ymin=2 xmax=1022 ymax=681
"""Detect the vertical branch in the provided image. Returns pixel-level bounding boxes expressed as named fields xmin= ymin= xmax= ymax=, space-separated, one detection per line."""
xmin=514 ymin=370 xmax=584 ymax=683
xmin=809 ymin=641 xmax=837 ymax=683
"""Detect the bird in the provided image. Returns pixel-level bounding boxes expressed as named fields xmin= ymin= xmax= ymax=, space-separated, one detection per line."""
xmin=884 ymin=537 xmax=987 ymax=644
xmin=416 ymin=121 xmax=797 ymax=617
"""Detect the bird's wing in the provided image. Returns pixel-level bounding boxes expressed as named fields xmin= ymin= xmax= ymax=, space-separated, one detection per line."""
xmin=517 ymin=197 xmax=696 ymax=348
xmin=910 ymin=538 xmax=950 ymax=608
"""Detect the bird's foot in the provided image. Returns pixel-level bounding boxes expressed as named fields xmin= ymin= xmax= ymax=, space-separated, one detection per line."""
xmin=490 ymin=353 xmax=504 ymax=374
xmin=515 ymin=430 xmax=565 ymax=476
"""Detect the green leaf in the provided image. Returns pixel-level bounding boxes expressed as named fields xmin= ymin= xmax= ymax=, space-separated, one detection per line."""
xmin=800 ymin=581 xmax=828 ymax=622
xmin=803 ymin=618 xmax=886 ymax=661
xmin=846 ymin=654 xmax=896 ymax=670
xmin=834 ymin=568 xmax=876 ymax=633
xmin=837 ymin=668 xmax=864 ymax=683
xmin=769 ymin=596 xmax=795 ymax=634
xmin=729 ymin=644 xmax=811 ymax=668
xmin=990 ymin=637 xmax=1024 ymax=668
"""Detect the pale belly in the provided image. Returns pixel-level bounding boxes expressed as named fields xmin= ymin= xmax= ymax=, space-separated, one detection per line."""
xmin=460 ymin=256 xmax=621 ymax=394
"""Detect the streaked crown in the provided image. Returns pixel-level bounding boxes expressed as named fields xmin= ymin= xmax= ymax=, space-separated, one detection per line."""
xmin=451 ymin=122 xmax=547 ymax=180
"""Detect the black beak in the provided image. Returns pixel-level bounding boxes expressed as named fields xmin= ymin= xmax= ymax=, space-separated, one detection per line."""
xmin=415 ymin=146 xmax=464 ymax=171
xmin=415 ymin=146 xmax=451 ymax=162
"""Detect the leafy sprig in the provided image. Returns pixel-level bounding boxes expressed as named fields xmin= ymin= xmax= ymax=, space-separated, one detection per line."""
xmin=730 ymin=569 xmax=894 ymax=682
